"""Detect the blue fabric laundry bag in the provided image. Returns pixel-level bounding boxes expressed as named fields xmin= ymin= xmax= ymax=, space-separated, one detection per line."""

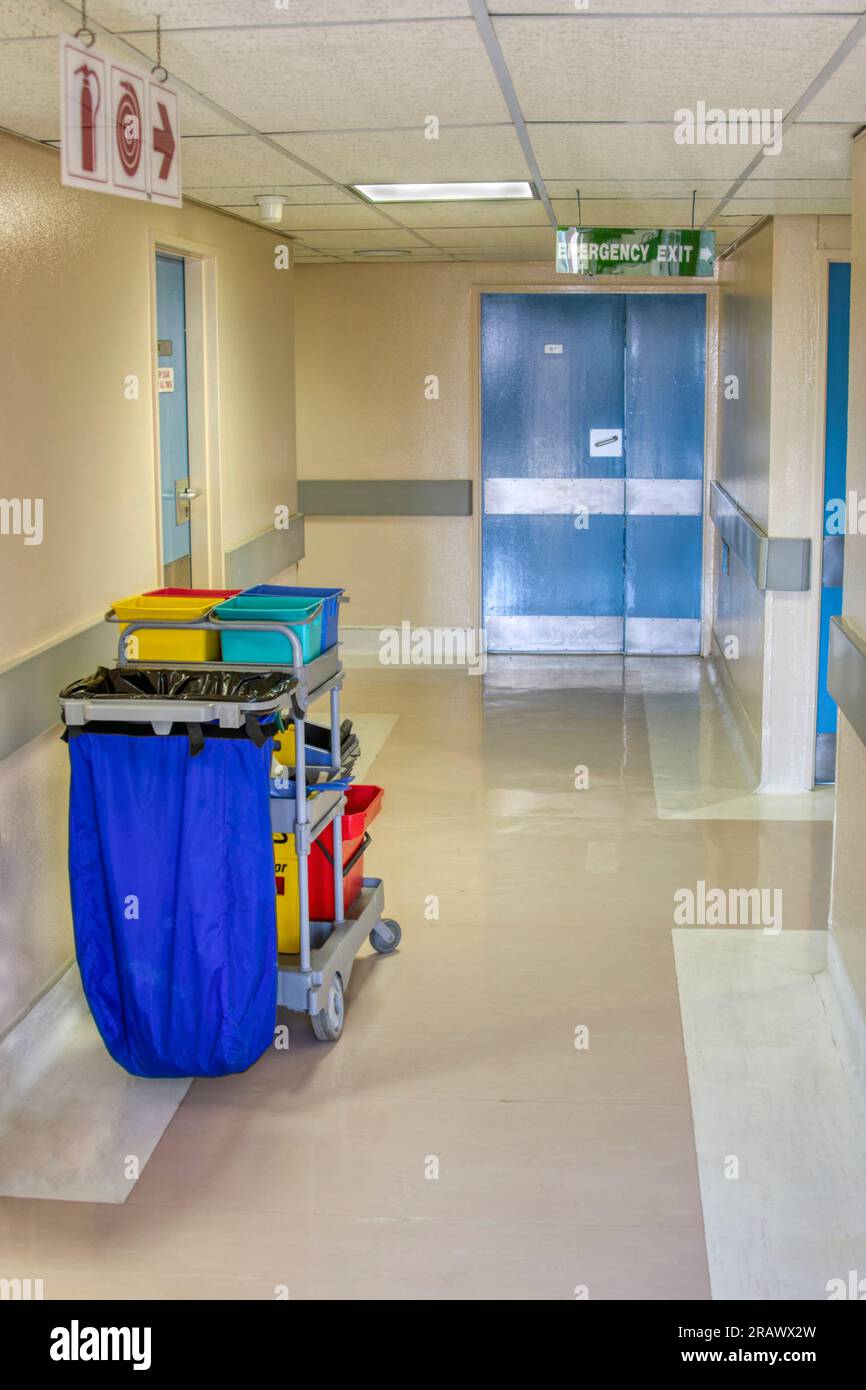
xmin=67 ymin=728 xmax=277 ymax=1077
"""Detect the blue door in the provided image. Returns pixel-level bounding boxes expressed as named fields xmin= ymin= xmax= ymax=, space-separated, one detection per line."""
xmin=624 ymin=295 xmax=705 ymax=653
xmin=482 ymin=293 xmax=626 ymax=652
xmin=156 ymin=253 xmax=192 ymax=586
xmin=481 ymin=292 xmax=706 ymax=653
xmin=815 ymin=260 xmax=850 ymax=783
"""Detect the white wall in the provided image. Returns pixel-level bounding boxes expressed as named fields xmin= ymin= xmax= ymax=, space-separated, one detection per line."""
xmin=0 ymin=132 xmax=297 ymax=1034
xmin=712 ymin=215 xmax=849 ymax=789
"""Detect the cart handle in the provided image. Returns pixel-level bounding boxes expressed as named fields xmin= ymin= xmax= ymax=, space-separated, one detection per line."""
xmin=107 ymin=612 xmax=323 ymax=671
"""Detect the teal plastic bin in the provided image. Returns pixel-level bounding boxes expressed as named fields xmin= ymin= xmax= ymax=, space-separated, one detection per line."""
xmin=214 ymin=595 xmax=324 ymax=664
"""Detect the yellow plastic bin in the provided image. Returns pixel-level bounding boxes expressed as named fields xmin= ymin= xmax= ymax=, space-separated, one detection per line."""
xmin=273 ymin=832 xmax=300 ymax=953
xmin=112 ymin=591 xmax=233 ymax=662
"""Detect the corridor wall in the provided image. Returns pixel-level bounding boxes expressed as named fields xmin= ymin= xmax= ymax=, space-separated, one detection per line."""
xmin=713 ymin=215 xmax=850 ymax=789
xmin=0 ymin=131 xmax=297 ymax=1035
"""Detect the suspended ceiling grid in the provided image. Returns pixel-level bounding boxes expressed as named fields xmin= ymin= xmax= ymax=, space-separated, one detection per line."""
xmin=0 ymin=0 xmax=863 ymax=262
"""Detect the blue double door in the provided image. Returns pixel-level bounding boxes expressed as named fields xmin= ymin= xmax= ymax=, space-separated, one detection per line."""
xmin=481 ymin=293 xmax=706 ymax=654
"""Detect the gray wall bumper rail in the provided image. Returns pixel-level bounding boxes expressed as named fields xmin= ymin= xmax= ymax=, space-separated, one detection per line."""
xmin=225 ymin=513 xmax=305 ymax=587
xmin=829 ymin=616 xmax=866 ymax=750
xmin=298 ymin=480 xmax=473 ymax=517
xmin=1 ymin=516 xmax=307 ymax=764
xmin=709 ymin=481 xmax=811 ymax=591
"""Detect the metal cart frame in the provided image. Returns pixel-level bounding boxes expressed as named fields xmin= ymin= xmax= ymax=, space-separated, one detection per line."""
xmin=60 ymin=608 xmax=401 ymax=1043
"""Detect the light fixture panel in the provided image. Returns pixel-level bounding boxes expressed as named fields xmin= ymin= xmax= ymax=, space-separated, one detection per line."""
xmin=352 ymin=181 xmax=535 ymax=203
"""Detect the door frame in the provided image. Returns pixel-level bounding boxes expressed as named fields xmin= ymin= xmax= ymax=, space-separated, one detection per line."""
xmin=807 ymin=250 xmax=852 ymax=786
xmin=148 ymin=231 xmax=223 ymax=586
xmin=471 ymin=281 xmax=719 ymax=654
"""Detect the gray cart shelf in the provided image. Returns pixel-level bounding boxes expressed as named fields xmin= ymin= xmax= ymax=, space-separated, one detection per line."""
xmin=60 ymin=609 xmax=401 ymax=1043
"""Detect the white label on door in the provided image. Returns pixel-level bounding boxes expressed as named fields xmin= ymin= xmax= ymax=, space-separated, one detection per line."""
xmin=157 ymin=366 xmax=174 ymax=392
xmin=544 ymin=343 xmax=563 ymax=354
xmin=590 ymin=428 xmax=623 ymax=457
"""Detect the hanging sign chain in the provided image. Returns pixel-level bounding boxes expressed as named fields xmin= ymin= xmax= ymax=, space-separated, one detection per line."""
xmin=75 ymin=0 xmax=95 ymax=47
xmin=151 ymin=14 xmax=168 ymax=83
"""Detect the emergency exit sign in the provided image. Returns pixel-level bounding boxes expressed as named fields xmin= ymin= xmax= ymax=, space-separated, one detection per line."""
xmin=556 ymin=227 xmax=715 ymax=277
xmin=59 ymin=33 xmax=182 ymax=206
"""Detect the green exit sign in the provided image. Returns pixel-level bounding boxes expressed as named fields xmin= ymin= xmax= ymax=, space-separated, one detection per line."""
xmin=556 ymin=227 xmax=716 ymax=277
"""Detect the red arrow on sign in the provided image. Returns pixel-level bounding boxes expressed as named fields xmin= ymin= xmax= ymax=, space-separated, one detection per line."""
xmin=152 ymin=100 xmax=175 ymax=180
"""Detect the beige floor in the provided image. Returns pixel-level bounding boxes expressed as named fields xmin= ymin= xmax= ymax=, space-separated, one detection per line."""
xmin=0 ymin=657 xmax=833 ymax=1299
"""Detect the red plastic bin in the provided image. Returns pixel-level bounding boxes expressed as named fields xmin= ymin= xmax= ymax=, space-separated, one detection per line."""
xmin=142 ymin=587 xmax=241 ymax=599
xmin=309 ymin=785 xmax=384 ymax=921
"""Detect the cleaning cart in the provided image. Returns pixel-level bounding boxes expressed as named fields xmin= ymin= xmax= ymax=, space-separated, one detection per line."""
xmin=60 ymin=597 xmax=401 ymax=1070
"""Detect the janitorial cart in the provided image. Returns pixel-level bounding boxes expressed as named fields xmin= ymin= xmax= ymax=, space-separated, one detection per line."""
xmin=59 ymin=587 xmax=400 ymax=1077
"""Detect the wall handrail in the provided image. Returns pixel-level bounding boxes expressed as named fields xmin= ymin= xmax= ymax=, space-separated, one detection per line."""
xmin=828 ymin=616 xmax=866 ymax=751
xmin=709 ymin=480 xmax=811 ymax=591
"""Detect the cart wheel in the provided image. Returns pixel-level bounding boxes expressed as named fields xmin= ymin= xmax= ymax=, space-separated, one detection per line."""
xmin=311 ymin=974 xmax=344 ymax=1042
xmin=369 ymin=918 xmax=402 ymax=955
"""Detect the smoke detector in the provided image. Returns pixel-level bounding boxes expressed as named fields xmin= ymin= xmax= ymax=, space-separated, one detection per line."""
xmin=254 ymin=194 xmax=289 ymax=224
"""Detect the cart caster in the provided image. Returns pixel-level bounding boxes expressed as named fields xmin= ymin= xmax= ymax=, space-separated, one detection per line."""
xmin=311 ymin=974 xmax=344 ymax=1042
xmin=369 ymin=918 xmax=402 ymax=955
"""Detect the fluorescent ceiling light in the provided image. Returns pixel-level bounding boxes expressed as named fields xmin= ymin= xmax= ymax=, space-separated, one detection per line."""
xmin=353 ymin=181 xmax=534 ymax=203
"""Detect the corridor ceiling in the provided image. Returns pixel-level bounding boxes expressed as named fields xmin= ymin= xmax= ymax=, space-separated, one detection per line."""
xmin=2 ymin=0 xmax=865 ymax=262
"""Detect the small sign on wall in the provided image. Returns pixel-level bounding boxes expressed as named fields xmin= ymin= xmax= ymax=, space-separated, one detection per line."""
xmin=157 ymin=367 xmax=175 ymax=393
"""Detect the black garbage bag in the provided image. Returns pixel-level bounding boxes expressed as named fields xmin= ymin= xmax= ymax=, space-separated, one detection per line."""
xmin=60 ymin=665 xmax=298 ymax=703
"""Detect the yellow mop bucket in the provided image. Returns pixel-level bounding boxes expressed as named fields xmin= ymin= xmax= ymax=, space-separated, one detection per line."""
xmin=273 ymin=832 xmax=300 ymax=953
xmin=112 ymin=590 xmax=237 ymax=662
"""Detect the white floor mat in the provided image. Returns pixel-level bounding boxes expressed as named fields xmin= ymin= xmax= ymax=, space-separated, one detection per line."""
xmin=673 ymin=928 xmax=866 ymax=1299
xmin=0 ymin=969 xmax=190 ymax=1203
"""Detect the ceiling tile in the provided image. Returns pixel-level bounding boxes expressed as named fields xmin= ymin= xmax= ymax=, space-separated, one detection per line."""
xmin=126 ymin=20 xmax=509 ymax=131
xmin=496 ymin=15 xmax=851 ymax=122
xmin=180 ymin=135 xmax=315 ymax=185
xmin=93 ymin=0 xmax=468 ymax=26
xmin=551 ymin=197 xmax=718 ymax=226
xmin=296 ymin=229 xmax=426 ymax=250
xmin=183 ymin=183 xmax=355 ymax=204
xmin=489 ymin=0 xmax=850 ymax=12
xmin=423 ymin=226 xmax=556 ymax=249
xmin=546 ymin=179 xmax=733 ymax=200
xmin=731 ymin=178 xmax=851 ymax=198
xmin=529 ymin=125 xmax=755 ymax=182
xmin=726 ymin=196 xmax=851 ymax=213
xmin=747 ymin=123 xmax=856 ymax=178
xmin=233 ymin=202 xmax=391 ymax=230
xmin=0 ymin=0 xmax=62 ymax=37
xmin=0 ymin=35 xmax=242 ymax=139
xmin=274 ymin=125 xmax=529 ymax=184
xmin=797 ymin=43 xmax=866 ymax=123
xmin=378 ymin=199 xmax=550 ymax=228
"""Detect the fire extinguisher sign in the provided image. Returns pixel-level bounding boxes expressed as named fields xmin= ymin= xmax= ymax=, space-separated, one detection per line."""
xmin=60 ymin=34 xmax=182 ymax=207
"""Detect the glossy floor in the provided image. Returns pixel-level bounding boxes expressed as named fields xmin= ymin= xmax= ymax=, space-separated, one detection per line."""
xmin=0 ymin=657 xmax=837 ymax=1299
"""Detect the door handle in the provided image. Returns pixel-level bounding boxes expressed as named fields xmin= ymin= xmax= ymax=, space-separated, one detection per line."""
xmin=595 ymin=435 xmax=619 ymax=448
xmin=174 ymin=478 xmax=200 ymax=525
